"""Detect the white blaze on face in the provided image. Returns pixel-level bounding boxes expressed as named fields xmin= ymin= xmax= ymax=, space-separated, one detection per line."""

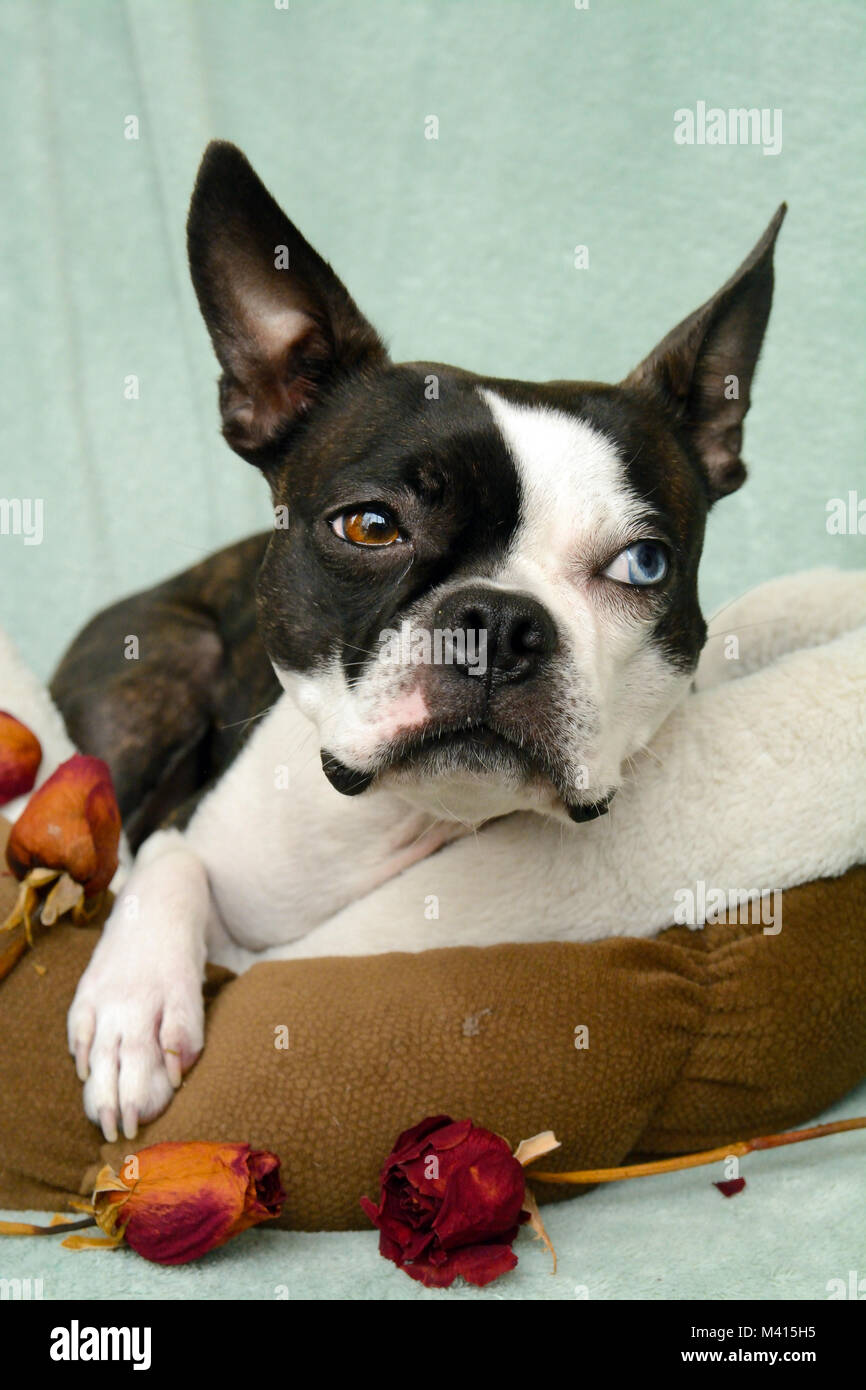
xmin=478 ymin=387 xmax=690 ymax=786
xmin=479 ymin=387 xmax=649 ymax=568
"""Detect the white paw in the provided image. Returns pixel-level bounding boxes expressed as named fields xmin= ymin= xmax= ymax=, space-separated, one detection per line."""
xmin=68 ymin=930 xmax=204 ymax=1142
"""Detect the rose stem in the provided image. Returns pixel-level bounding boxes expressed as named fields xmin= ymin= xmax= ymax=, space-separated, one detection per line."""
xmin=530 ymin=1116 xmax=866 ymax=1184
xmin=0 ymin=1216 xmax=96 ymax=1238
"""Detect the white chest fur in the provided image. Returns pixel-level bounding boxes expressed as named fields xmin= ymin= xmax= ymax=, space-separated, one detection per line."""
xmin=184 ymin=694 xmax=463 ymax=959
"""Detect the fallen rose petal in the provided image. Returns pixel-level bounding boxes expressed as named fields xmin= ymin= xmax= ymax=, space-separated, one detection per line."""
xmin=714 ymin=1177 xmax=747 ymax=1198
xmin=6 ymin=754 xmax=121 ymax=896
xmin=0 ymin=712 xmax=41 ymax=805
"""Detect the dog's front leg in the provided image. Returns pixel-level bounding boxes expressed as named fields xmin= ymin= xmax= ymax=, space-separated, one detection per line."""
xmin=67 ymin=829 xmax=211 ymax=1141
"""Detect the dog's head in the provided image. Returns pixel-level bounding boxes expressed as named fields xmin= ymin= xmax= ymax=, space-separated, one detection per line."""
xmin=187 ymin=142 xmax=784 ymax=824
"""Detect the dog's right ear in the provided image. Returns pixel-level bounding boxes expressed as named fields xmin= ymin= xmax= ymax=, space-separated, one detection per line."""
xmin=187 ymin=141 xmax=388 ymax=467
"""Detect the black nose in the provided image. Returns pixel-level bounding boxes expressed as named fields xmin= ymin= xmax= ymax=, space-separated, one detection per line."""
xmin=435 ymin=585 xmax=557 ymax=684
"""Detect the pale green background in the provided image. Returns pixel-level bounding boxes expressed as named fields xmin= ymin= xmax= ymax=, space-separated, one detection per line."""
xmin=0 ymin=0 xmax=864 ymax=678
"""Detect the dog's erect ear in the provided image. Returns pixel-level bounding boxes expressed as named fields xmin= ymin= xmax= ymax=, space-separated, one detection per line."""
xmin=187 ymin=141 xmax=388 ymax=465
xmin=624 ymin=205 xmax=786 ymax=502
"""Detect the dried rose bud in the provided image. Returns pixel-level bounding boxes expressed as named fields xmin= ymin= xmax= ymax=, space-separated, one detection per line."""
xmin=89 ymin=1142 xmax=285 ymax=1265
xmin=6 ymin=754 xmax=120 ymax=897
xmin=361 ymin=1115 xmax=529 ymax=1287
xmin=0 ymin=711 xmax=42 ymax=805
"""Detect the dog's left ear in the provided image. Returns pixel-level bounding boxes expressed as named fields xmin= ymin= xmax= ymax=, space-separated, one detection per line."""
xmin=624 ymin=205 xmax=786 ymax=501
xmin=187 ymin=141 xmax=388 ymax=467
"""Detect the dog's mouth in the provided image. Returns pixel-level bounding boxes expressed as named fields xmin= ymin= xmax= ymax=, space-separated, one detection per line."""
xmin=321 ymin=720 xmax=614 ymax=823
xmin=385 ymin=721 xmax=540 ymax=782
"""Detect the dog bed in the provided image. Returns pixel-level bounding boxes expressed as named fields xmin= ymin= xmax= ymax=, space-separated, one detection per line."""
xmin=0 ymin=571 xmax=864 ymax=1231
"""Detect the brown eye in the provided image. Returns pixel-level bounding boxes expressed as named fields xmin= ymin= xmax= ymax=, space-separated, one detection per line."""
xmin=331 ymin=507 xmax=402 ymax=547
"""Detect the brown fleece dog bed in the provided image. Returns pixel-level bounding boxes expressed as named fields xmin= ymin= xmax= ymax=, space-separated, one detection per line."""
xmin=1 ymin=816 xmax=864 ymax=1231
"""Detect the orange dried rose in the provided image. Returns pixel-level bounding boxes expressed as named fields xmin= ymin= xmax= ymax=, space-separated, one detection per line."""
xmin=1 ymin=753 xmax=122 ymax=959
xmin=0 ymin=711 xmax=42 ymax=805
xmin=6 ymin=753 xmax=120 ymax=897
xmin=80 ymin=1142 xmax=285 ymax=1264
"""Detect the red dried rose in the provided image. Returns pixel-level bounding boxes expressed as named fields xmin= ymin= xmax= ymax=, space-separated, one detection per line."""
xmin=361 ymin=1115 xmax=529 ymax=1287
xmin=6 ymin=753 xmax=120 ymax=897
xmin=86 ymin=1142 xmax=285 ymax=1265
xmin=0 ymin=711 xmax=42 ymax=805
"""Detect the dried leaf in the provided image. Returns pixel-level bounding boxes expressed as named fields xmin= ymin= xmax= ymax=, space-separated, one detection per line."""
xmin=72 ymin=891 xmax=106 ymax=925
xmin=41 ymin=871 xmax=84 ymax=926
xmin=513 ymin=1131 xmax=562 ymax=1167
xmin=92 ymin=1165 xmax=133 ymax=1196
xmin=521 ymin=1186 xmax=557 ymax=1274
xmin=1 ymin=870 xmax=58 ymax=943
xmin=0 ymin=877 xmax=32 ymax=933
xmin=0 ymin=862 xmax=92 ymax=980
xmin=61 ymin=1233 xmax=123 ymax=1251
xmin=28 ymin=866 xmax=62 ymax=888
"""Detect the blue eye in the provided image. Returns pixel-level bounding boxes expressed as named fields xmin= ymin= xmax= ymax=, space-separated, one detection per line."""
xmin=603 ymin=541 xmax=668 ymax=587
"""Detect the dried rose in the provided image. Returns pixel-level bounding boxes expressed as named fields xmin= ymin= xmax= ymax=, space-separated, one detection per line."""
xmin=0 ymin=711 xmax=41 ymax=805
xmin=361 ymin=1115 xmax=530 ymax=1288
xmin=6 ymin=753 xmax=120 ymax=896
xmin=78 ymin=1142 xmax=285 ymax=1265
xmin=1 ymin=753 xmax=122 ymax=959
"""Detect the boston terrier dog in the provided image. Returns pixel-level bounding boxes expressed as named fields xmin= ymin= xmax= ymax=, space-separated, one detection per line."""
xmin=57 ymin=143 xmax=785 ymax=1140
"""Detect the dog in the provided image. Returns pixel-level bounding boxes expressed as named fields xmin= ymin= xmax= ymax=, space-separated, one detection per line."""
xmin=57 ymin=142 xmax=786 ymax=1141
